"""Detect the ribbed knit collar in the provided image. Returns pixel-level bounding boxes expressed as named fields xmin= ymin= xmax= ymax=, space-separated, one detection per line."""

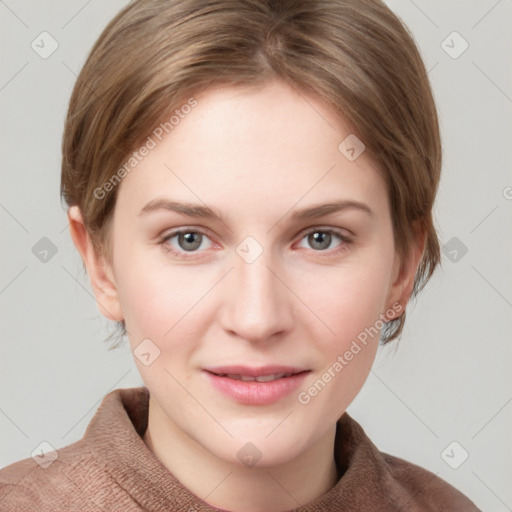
xmin=82 ymin=386 xmax=410 ymax=511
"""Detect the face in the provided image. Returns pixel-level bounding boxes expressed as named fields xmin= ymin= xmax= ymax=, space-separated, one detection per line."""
xmin=96 ymin=80 xmax=406 ymax=467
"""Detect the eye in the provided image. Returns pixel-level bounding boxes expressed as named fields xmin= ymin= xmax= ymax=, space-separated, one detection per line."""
xmin=159 ymin=229 xmax=215 ymax=257
xmin=158 ymin=227 xmax=352 ymax=259
xmin=296 ymin=229 xmax=351 ymax=253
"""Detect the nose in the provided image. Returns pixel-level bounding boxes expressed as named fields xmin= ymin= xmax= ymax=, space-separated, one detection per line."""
xmin=219 ymin=250 xmax=295 ymax=344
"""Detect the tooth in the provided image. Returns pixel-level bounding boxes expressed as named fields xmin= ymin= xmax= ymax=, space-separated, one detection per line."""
xmin=255 ymin=373 xmax=287 ymax=382
xmin=222 ymin=372 xmax=294 ymax=382
xmin=255 ymin=374 xmax=274 ymax=382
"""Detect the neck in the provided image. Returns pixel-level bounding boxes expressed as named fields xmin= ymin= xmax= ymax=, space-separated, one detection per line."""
xmin=142 ymin=397 xmax=339 ymax=512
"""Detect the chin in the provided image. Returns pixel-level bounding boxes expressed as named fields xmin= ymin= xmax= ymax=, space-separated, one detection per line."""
xmin=200 ymin=424 xmax=314 ymax=469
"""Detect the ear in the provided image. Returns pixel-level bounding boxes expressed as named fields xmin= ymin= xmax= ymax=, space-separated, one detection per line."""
xmin=384 ymin=222 xmax=426 ymax=320
xmin=67 ymin=206 xmax=123 ymax=322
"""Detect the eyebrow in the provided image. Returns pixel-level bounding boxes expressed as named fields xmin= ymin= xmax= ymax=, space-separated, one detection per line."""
xmin=138 ymin=198 xmax=373 ymax=221
xmin=290 ymin=200 xmax=373 ymax=220
xmin=138 ymin=199 xmax=224 ymax=221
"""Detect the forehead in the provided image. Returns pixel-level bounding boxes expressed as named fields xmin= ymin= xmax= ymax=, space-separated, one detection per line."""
xmin=115 ymin=80 xmax=388 ymax=218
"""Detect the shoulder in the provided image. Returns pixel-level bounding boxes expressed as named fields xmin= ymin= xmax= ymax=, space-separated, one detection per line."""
xmin=336 ymin=413 xmax=481 ymax=511
xmin=0 ymin=440 xmax=112 ymax=511
xmin=380 ymin=451 xmax=481 ymax=511
xmin=0 ymin=387 xmax=153 ymax=511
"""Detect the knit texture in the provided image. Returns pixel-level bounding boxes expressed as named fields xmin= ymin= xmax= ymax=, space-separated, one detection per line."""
xmin=0 ymin=387 xmax=480 ymax=511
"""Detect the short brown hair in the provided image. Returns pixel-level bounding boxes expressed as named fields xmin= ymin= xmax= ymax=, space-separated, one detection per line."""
xmin=61 ymin=0 xmax=442 ymax=347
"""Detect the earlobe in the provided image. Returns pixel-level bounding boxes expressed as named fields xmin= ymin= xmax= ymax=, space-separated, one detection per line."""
xmin=67 ymin=206 xmax=124 ymax=322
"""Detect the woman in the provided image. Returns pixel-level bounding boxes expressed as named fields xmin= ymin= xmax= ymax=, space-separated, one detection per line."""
xmin=0 ymin=0 xmax=481 ymax=510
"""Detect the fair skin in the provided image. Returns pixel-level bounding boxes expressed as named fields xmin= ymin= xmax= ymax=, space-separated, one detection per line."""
xmin=69 ymin=80 xmax=424 ymax=512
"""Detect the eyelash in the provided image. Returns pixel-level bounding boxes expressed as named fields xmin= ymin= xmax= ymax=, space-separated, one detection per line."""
xmin=158 ymin=227 xmax=353 ymax=260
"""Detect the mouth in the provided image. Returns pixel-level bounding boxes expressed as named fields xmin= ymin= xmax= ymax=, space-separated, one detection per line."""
xmin=203 ymin=365 xmax=311 ymax=405
xmin=209 ymin=372 xmax=304 ymax=382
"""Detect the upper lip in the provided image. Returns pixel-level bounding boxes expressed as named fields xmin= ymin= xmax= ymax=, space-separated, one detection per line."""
xmin=204 ymin=365 xmax=310 ymax=377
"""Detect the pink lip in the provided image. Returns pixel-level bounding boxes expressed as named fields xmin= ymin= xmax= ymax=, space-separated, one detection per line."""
xmin=203 ymin=365 xmax=310 ymax=405
xmin=204 ymin=365 xmax=308 ymax=377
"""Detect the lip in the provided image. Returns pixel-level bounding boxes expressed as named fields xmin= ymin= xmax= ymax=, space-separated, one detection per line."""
xmin=204 ymin=365 xmax=308 ymax=377
xmin=203 ymin=365 xmax=310 ymax=405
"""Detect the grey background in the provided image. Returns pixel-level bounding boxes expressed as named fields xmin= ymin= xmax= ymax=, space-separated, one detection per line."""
xmin=1 ymin=1 xmax=511 ymax=510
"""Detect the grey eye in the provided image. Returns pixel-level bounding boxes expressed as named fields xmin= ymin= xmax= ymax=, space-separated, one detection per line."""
xmin=178 ymin=232 xmax=203 ymax=251
xmin=307 ymin=231 xmax=333 ymax=250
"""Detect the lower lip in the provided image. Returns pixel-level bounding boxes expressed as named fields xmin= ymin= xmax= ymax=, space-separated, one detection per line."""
xmin=203 ymin=371 xmax=310 ymax=405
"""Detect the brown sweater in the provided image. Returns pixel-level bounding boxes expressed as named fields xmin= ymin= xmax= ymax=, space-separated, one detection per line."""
xmin=0 ymin=387 xmax=480 ymax=511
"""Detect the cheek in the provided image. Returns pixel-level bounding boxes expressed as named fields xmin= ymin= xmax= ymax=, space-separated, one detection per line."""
xmin=113 ymin=249 xmax=179 ymax=336
xmin=295 ymin=265 xmax=390 ymax=419
xmin=301 ymin=257 xmax=393 ymax=343
xmin=116 ymin=264 xmax=205 ymax=389
xmin=114 ymin=248 xmax=219 ymax=350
